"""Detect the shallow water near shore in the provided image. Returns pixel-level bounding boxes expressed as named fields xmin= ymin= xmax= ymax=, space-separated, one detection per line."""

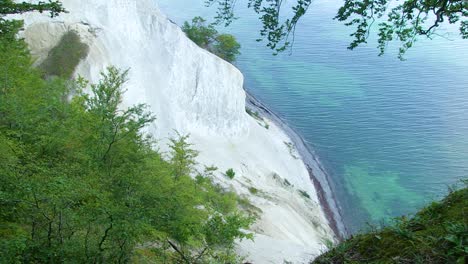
xmin=158 ymin=0 xmax=468 ymax=233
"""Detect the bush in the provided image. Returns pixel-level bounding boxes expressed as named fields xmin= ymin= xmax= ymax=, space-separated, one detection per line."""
xmin=313 ymin=186 xmax=468 ymax=264
xmin=181 ymin=16 xmax=217 ymax=49
xmin=226 ymin=168 xmax=236 ymax=179
xmin=249 ymin=187 xmax=259 ymax=195
xmin=182 ymin=16 xmax=241 ymax=62
xmin=213 ymin=34 xmax=241 ymax=62
xmin=39 ymin=30 xmax=89 ymax=78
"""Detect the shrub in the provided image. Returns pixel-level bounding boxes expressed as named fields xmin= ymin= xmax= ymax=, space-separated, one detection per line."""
xmin=181 ymin=16 xmax=217 ymax=49
xmin=248 ymin=187 xmax=259 ymax=195
xmin=182 ymin=16 xmax=241 ymax=62
xmin=226 ymin=168 xmax=236 ymax=179
xmin=39 ymin=30 xmax=89 ymax=78
xmin=313 ymin=186 xmax=468 ymax=264
xmin=213 ymin=34 xmax=241 ymax=62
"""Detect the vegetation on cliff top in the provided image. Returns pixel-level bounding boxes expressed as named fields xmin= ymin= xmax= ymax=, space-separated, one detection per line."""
xmin=313 ymin=184 xmax=468 ymax=264
xmin=182 ymin=16 xmax=241 ymax=63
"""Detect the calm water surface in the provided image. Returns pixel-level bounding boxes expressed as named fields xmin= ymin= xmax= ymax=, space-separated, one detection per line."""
xmin=158 ymin=0 xmax=468 ymax=233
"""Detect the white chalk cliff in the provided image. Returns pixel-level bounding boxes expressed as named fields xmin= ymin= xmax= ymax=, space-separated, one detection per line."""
xmin=19 ymin=0 xmax=335 ymax=262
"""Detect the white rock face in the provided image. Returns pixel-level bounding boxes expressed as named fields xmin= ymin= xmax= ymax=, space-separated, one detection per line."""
xmin=20 ymin=0 xmax=335 ymax=262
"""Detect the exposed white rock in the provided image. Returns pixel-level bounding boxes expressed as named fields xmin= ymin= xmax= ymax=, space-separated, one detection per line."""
xmin=19 ymin=0 xmax=335 ymax=262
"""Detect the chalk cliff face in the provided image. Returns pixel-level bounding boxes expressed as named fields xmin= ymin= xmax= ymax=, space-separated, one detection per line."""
xmin=20 ymin=0 xmax=335 ymax=262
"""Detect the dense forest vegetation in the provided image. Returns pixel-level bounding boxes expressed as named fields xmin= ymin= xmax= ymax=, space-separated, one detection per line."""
xmin=313 ymin=184 xmax=467 ymax=264
xmin=0 ymin=6 xmax=254 ymax=263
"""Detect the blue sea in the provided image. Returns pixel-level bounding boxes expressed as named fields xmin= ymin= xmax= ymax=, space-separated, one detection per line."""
xmin=158 ymin=0 xmax=468 ymax=233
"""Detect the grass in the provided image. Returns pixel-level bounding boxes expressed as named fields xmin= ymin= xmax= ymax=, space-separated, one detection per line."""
xmin=313 ymin=185 xmax=468 ymax=264
xmin=39 ymin=31 xmax=89 ymax=78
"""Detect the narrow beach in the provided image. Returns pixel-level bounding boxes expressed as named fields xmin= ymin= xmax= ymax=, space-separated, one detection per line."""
xmin=245 ymin=90 xmax=348 ymax=239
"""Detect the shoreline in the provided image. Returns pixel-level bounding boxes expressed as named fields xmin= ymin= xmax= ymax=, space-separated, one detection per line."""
xmin=245 ymin=90 xmax=348 ymax=240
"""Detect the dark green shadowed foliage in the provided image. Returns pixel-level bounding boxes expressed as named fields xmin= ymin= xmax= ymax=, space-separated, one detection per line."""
xmin=313 ymin=184 xmax=468 ymax=264
xmin=39 ymin=30 xmax=89 ymax=78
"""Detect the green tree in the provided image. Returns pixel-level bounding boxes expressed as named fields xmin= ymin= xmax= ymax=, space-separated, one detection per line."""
xmin=182 ymin=16 xmax=241 ymax=62
xmin=182 ymin=16 xmax=218 ymax=48
xmin=214 ymin=34 xmax=241 ymax=62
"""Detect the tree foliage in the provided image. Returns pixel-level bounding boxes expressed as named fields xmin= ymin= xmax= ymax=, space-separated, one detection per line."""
xmin=206 ymin=0 xmax=467 ymax=58
xmin=213 ymin=34 xmax=241 ymax=62
xmin=0 ymin=23 xmax=254 ymax=263
xmin=335 ymin=0 xmax=468 ymax=59
xmin=182 ymin=16 xmax=218 ymax=49
xmin=0 ymin=0 xmax=65 ymax=37
xmin=182 ymin=16 xmax=241 ymax=62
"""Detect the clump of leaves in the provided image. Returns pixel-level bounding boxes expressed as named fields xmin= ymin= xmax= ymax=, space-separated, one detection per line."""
xmin=0 ymin=0 xmax=65 ymax=38
xmin=445 ymin=223 xmax=468 ymax=263
xmin=206 ymin=0 xmax=467 ymax=59
xmin=226 ymin=168 xmax=236 ymax=179
xmin=335 ymin=0 xmax=468 ymax=59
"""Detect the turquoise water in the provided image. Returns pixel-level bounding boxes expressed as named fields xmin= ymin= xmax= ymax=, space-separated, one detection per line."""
xmin=158 ymin=0 xmax=468 ymax=233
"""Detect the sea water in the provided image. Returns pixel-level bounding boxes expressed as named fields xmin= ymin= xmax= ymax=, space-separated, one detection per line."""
xmin=157 ymin=0 xmax=468 ymax=233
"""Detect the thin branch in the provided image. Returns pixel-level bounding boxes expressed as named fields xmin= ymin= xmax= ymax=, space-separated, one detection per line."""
xmin=167 ymin=240 xmax=191 ymax=263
